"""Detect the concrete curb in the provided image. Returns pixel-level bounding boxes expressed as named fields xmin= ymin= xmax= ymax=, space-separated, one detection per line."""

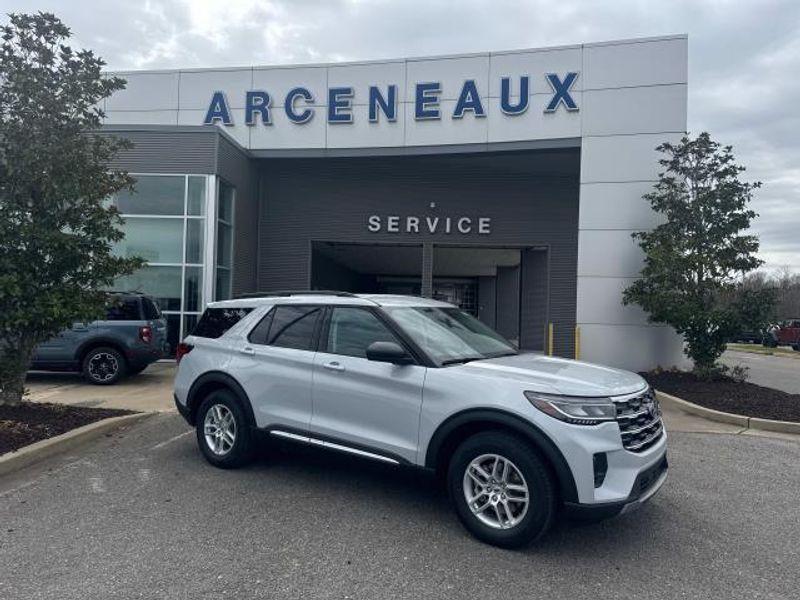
xmin=656 ymin=391 xmax=800 ymax=436
xmin=0 ymin=412 xmax=154 ymax=477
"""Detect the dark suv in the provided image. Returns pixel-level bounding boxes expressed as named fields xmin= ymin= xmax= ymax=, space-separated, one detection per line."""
xmin=30 ymin=293 xmax=168 ymax=384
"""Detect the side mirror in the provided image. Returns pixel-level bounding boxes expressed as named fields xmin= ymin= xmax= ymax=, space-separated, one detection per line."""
xmin=365 ymin=341 xmax=414 ymax=365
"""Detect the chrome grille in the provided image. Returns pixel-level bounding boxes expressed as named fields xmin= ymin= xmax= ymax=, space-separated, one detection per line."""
xmin=613 ymin=387 xmax=663 ymax=452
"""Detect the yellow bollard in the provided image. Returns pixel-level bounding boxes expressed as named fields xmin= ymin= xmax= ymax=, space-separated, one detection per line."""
xmin=575 ymin=325 xmax=581 ymax=360
xmin=548 ymin=323 xmax=554 ymax=356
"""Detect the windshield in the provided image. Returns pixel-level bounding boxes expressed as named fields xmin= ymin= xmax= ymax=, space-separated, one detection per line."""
xmin=386 ymin=306 xmax=517 ymax=365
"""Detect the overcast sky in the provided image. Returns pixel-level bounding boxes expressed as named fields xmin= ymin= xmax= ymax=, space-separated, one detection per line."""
xmin=5 ymin=0 xmax=798 ymax=273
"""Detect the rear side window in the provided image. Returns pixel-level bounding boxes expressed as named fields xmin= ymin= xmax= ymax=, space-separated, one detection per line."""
xmin=250 ymin=305 xmax=321 ymax=350
xmin=105 ymin=297 xmax=141 ymax=320
xmin=142 ymin=297 xmax=162 ymax=320
xmin=192 ymin=307 xmax=253 ymax=339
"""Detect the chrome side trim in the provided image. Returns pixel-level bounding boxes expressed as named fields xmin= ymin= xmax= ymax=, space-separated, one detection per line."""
xmin=269 ymin=430 xmax=311 ymax=443
xmin=268 ymin=430 xmax=400 ymax=465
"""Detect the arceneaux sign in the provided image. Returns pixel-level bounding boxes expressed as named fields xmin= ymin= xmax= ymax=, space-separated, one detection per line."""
xmin=203 ymin=73 xmax=579 ymax=127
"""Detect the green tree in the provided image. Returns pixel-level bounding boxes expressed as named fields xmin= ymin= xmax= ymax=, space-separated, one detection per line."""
xmin=623 ymin=132 xmax=773 ymax=375
xmin=0 ymin=12 xmax=141 ymax=405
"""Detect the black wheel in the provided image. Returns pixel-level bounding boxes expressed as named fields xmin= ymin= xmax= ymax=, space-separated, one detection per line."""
xmin=447 ymin=431 xmax=556 ymax=548
xmin=196 ymin=390 xmax=254 ymax=469
xmin=82 ymin=346 xmax=127 ymax=385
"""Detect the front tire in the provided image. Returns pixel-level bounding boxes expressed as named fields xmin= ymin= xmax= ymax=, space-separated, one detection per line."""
xmin=447 ymin=431 xmax=556 ymax=548
xmin=196 ymin=390 xmax=254 ymax=468
xmin=82 ymin=347 xmax=126 ymax=385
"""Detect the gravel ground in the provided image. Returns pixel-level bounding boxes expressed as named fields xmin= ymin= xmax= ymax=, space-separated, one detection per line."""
xmin=1 ymin=414 xmax=798 ymax=600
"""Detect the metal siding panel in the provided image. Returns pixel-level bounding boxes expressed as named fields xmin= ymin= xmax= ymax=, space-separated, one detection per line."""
xmin=102 ymin=129 xmax=218 ymax=174
xmin=257 ymin=150 xmax=579 ymax=357
xmin=520 ymin=249 xmax=548 ymax=352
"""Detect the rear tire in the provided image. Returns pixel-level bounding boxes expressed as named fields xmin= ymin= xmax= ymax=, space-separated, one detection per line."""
xmin=447 ymin=431 xmax=556 ymax=548
xmin=196 ymin=390 xmax=254 ymax=469
xmin=82 ymin=347 xmax=126 ymax=385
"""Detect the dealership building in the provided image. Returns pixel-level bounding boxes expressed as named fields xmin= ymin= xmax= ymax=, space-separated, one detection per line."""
xmin=103 ymin=34 xmax=689 ymax=371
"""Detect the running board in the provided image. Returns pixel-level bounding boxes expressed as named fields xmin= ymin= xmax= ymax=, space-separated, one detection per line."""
xmin=269 ymin=430 xmax=400 ymax=465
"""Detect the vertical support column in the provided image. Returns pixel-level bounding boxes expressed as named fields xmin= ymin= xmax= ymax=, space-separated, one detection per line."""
xmin=421 ymin=242 xmax=433 ymax=298
xmin=202 ymin=175 xmax=218 ymax=307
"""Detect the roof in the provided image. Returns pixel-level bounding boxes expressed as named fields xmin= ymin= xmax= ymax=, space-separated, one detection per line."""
xmin=207 ymin=293 xmax=453 ymax=309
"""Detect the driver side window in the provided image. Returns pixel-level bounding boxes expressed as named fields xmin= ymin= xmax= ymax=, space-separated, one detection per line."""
xmin=326 ymin=308 xmax=399 ymax=359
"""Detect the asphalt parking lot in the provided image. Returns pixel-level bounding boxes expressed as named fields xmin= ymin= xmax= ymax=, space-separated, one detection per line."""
xmin=1 ymin=414 xmax=798 ymax=600
xmin=722 ymin=349 xmax=800 ymax=394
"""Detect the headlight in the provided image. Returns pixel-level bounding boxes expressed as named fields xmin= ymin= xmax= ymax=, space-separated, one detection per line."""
xmin=524 ymin=391 xmax=617 ymax=426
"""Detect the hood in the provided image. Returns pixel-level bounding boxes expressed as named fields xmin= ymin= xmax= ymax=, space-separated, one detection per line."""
xmin=460 ymin=353 xmax=646 ymax=397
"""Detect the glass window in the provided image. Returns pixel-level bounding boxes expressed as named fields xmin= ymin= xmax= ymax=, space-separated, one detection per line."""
xmin=216 ymin=223 xmax=232 ymax=268
xmin=185 ymin=219 xmax=204 ymax=264
xmin=114 ymin=266 xmax=182 ymax=312
xmin=111 ymin=175 xmax=185 ymax=215
xmin=266 ymin=306 xmax=321 ymax=350
xmin=192 ymin=307 xmax=252 ymax=339
xmin=142 ymin=297 xmax=162 ymax=320
xmin=184 ymin=266 xmax=203 ymax=312
xmin=114 ymin=217 xmax=184 ymax=263
xmin=187 ymin=176 xmax=206 ymax=216
xmin=386 ymin=307 xmax=517 ymax=365
xmin=104 ymin=297 xmax=141 ymax=321
xmin=326 ymin=308 xmax=399 ymax=359
xmin=248 ymin=309 xmax=274 ymax=344
xmin=219 ymin=182 xmax=234 ymax=222
xmin=215 ymin=269 xmax=231 ymax=302
xmin=165 ymin=313 xmax=181 ymax=355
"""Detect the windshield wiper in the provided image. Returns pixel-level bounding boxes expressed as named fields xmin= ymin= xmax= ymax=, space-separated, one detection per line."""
xmin=440 ymin=356 xmax=483 ymax=366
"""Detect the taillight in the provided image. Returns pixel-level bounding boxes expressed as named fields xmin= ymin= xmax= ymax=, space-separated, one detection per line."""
xmin=175 ymin=342 xmax=194 ymax=365
xmin=139 ymin=325 xmax=153 ymax=344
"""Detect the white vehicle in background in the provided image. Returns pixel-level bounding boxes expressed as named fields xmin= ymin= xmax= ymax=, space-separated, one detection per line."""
xmin=173 ymin=291 xmax=667 ymax=548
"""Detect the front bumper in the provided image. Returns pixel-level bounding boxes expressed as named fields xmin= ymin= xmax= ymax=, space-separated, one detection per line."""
xmin=564 ymin=453 xmax=668 ymax=520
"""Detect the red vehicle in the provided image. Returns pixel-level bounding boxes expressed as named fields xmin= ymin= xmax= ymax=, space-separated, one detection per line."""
xmin=763 ymin=319 xmax=800 ymax=350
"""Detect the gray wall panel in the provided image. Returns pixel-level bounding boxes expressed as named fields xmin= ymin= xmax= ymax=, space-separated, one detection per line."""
xmin=257 ymin=149 xmax=580 ymax=356
xmin=520 ymin=249 xmax=548 ymax=352
xmin=496 ymin=266 xmax=520 ymax=342
xmin=102 ymin=128 xmax=218 ymax=174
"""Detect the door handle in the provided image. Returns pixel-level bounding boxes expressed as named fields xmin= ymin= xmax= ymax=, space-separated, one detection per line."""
xmin=239 ymin=347 xmax=255 ymax=356
xmin=322 ymin=361 xmax=345 ymax=372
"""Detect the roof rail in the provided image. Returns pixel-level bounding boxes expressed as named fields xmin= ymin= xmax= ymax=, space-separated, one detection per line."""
xmin=234 ymin=290 xmax=358 ymax=300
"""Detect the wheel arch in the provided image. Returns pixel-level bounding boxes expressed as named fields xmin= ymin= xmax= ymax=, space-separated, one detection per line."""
xmin=186 ymin=371 xmax=257 ymax=428
xmin=76 ymin=338 xmax=128 ymax=366
xmin=425 ymin=408 xmax=579 ymax=504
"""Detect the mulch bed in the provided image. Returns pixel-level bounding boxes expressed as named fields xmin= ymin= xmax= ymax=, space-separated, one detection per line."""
xmin=642 ymin=371 xmax=800 ymax=423
xmin=0 ymin=402 xmax=133 ymax=455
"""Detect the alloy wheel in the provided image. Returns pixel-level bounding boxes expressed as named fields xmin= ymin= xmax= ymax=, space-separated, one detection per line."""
xmin=88 ymin=352 xmax=119 ymax=382
xmin=203 ymin=404 xmax=237 ymax=456
xmin=463 ymin=453 xmax=530 ymax=529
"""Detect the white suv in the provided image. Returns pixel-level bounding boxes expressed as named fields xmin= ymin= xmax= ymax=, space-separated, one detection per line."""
xmin=174 ymin=292 xmax=667 ymax=548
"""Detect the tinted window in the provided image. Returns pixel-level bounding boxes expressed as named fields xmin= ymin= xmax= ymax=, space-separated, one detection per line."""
xmin=266 ymin=306 xmax=321 ymax=350
xmin=326 ymin=308 xmax=399 ymax=359
xmin=142 ymin=297 xmax=162 ymax=320
xmin=248 ymin=309 xmax=275 ymax=344
xmin=192 ymin=307 xmax=253 ymax=339
xmin=105 ymin=297 xmax=140 ymax=320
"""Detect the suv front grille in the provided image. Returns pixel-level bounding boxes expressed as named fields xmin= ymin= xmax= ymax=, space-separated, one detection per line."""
xmin=613 ymin=388 xmax=663 ymax=452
